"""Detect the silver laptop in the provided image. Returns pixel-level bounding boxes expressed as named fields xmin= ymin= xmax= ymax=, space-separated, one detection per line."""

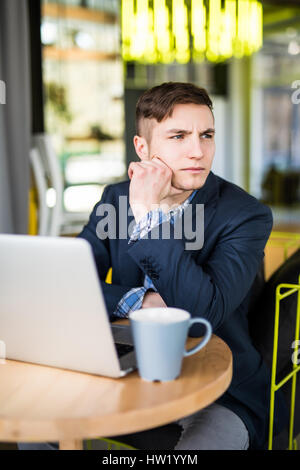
xmin=0 ymin=234 xmax=136 ymax=377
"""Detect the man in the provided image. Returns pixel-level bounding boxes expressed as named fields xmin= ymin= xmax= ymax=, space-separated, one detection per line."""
xmin=77 ymin=82 xmax=287 ymax=450
xmin=18 ymin=82 xmax=287 ymax=451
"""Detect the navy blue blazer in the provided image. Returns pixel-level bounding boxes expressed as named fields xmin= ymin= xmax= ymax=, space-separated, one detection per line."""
xmin=78 ymin=171 xmax=287 ymax=449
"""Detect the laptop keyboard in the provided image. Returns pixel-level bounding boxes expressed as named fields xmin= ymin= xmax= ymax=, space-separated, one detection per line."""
xmin=115 ymin=343 xmax=134 ymax=358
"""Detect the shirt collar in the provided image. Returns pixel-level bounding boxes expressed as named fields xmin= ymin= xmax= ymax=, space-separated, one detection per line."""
xmin=168 ymin=189 xmax=198 ymax=217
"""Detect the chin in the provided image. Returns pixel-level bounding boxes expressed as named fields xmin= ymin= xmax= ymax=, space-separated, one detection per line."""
xmin=173 ymin=173 xmax=209 ymax=191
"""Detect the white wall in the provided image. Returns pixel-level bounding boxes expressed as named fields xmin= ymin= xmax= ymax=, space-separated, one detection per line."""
xmin=211 ymin=95 xmax=231 ymax=182
xmin=227 ymin=57 xmax=249 ymax=190
xmin=210 ymin=58 xmax=251 ymax=190
xmin=249 ymin=86 xmax=264 ymax=199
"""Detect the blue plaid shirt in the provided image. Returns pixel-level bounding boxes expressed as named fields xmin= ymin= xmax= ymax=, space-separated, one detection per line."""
xmin=113 ymin=190 xmax=198 ymax=318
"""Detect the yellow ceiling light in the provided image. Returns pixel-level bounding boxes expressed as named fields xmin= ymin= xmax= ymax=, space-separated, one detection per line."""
xmin=121 ymin=0 xmax=263 ymax=64
xmin=172 ymin=0 xmax=190 ymax=63
xmin=154 ymin=0 xmax=173 ymax=63
xmin=191 ymin=0 xmax=206 ymax=61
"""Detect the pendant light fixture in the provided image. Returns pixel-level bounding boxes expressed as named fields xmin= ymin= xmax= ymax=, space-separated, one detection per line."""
xmin=121 ymin=0 xmax=263 ymax=64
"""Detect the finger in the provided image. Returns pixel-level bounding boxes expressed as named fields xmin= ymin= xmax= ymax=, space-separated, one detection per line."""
xmin=151 ymin=154 xmax=164 ymax=164
xmin=129 ymin=162 xmax=152 ymax=180
xmin=140 ymin=160 xmax=170 ymax=178
xmin=128 ymin=162 xmax=143 ymax=179
xmin=152 ymin=155 xmax=172 ymax=171
xmin=138 ymin=161 xmax=159 ymax=171
xmin=128 ymin=162 xmax=136 ymax=179
xmin=135 ymin=161 xmax=154 ymax=171
xmin=151 ymin=158 xmax=173 ymax=179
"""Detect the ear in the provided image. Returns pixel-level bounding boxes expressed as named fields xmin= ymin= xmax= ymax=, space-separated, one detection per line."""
xmin=133 ymin=135 xmax=150 ymax=161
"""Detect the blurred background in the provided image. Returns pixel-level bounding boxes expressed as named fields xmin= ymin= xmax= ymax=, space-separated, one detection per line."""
xmin=1 ymin=1 xmax=300 ymax=452
xmin=0 ymin=0 xmax=300 ymax=238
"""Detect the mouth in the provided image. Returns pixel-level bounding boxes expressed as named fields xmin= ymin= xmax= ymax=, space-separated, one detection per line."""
xmin=181 ymin=167 xmax=205 ymax=173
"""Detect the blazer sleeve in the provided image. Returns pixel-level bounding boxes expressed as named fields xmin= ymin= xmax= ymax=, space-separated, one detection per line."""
xmin=77 ymin=184 xmax=138 ymax=318
xmin=127 ymin=201 xmax=273 ymax=332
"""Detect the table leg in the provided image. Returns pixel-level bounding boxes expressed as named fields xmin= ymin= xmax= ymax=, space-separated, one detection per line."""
xmin=59 ymin=439 xmax=83 ymax=450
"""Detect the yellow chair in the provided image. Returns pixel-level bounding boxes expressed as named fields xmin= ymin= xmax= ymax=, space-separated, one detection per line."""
xmin=265 ymin=231 xmax=300 ymax=280
xmin=86 ymin=438 xmax=136 ymax=451
xmin=268 ymin=275 xmax=300 ymax=450
xmin=249 ymin=231 xmax=300 ymax=449
xmin=28 ymin=186 xmax=38 ymax=235
xmin=265 ymin=231 xmax=300 ymax=450
xmin=105 ymin=267 xmax=112 ymax=284
xmin=269 ymin=232 xmax=300 ymax=261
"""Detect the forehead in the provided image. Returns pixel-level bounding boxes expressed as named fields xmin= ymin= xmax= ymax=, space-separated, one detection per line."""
xmin=153 ymin=103 xmax=214 ymax=135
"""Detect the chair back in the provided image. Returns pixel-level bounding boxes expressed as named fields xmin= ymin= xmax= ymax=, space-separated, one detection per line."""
xmin=248 ymin=234 xmax=300 ymax=450
xmin=29 ymin=147 xmax=50 ymax=236
xmin=32 ymin=133 xmax=64 ymax=236
xmin=268 ymin=274 xmax=300 ymax=450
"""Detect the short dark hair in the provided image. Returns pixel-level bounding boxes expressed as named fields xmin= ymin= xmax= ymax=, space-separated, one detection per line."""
xmin=135 ymin=82 xmax=213 ymax=136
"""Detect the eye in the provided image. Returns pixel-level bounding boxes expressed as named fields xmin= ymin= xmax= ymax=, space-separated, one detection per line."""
xmin=170 ymin=134 xmax=184 ymax=140
xmin=202 ymin=133 xmax=214 ymax=139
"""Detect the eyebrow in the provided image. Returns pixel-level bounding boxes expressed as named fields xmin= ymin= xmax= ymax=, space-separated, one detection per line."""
xmin=165 ymin=128 xmax=215 ymax=136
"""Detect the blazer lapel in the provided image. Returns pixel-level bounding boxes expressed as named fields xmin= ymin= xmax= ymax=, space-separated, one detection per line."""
xmin=192 ymin=171 xmax=219 ymax=228
xmin=177 ymin=171 xmax=219 ymax=254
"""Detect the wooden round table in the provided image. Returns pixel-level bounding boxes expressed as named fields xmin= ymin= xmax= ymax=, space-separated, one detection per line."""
xmin=0 ymin=334 xmax=232 ymax=450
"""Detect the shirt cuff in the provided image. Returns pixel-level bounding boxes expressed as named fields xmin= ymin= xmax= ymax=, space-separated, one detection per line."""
xmin=112 ymin=286 xmax=149 ymax=318
xmin=128 ymin=208 xmax=167 ymax=245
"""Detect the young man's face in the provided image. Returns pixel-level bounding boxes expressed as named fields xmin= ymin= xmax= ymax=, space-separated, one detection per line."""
xmin=136 ymin=103 xmax=215 ymax=191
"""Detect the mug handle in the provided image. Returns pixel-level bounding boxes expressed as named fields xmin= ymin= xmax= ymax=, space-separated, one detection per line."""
xmin=183 ymin=318 xmax=212 ymax=357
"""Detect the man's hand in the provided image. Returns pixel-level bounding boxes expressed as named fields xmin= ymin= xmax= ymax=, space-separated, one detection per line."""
xmin=142 ymin=291 xmax=167 ymax=309
xmin=128 ymin=156 xmax=182 ymax=223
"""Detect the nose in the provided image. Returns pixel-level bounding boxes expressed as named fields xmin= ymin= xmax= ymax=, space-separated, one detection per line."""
xmin=188 ymin=135 xmax=204 ymax=159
